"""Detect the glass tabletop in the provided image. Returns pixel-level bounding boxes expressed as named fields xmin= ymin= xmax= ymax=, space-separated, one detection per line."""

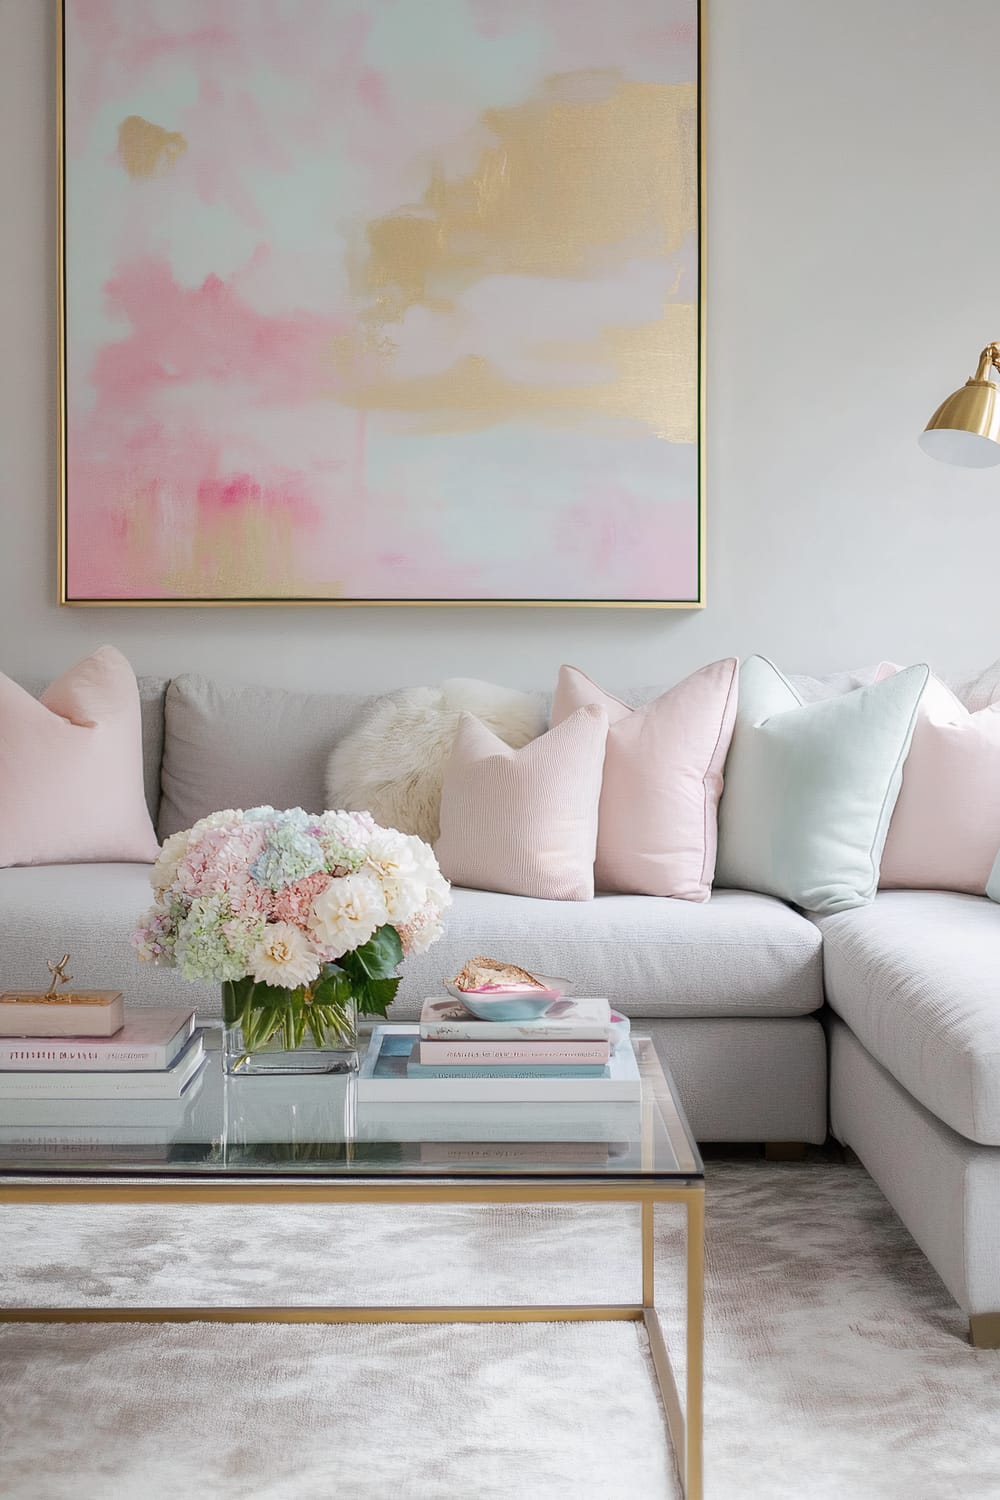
xmin=0 ymin=1028 xmax=702 ymax=1181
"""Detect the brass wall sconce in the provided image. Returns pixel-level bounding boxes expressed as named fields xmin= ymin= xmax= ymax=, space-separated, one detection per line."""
xmin=920 ymin=343 xmax=1000 ymax=466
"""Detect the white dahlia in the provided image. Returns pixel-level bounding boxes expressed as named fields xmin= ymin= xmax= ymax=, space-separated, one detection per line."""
xmin=364 ymin=828 xmax=439 ymax=926
xmin=249 ymin=922 xmax=323 ymax=989
xmin=309 ymin=873 xmax=387 ymax=959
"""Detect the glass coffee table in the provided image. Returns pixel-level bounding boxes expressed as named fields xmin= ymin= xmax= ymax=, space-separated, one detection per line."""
xmin=0 ymin=1028 xmax=704 ymax=1499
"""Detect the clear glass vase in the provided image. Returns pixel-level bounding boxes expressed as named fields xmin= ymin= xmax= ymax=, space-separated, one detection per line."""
xmin=222 ymin=976 xmax=358 ymax=1076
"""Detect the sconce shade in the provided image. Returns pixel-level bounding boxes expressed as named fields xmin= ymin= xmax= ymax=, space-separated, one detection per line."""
xmin=920 ymin=352 xmax=1000 ymax=468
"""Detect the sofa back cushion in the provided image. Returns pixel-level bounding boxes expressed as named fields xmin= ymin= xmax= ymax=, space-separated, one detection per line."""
xmin=136 ymin=676 xmax=168 ymax=825
xmin=158 ymin=674 xmax=374 ymax=838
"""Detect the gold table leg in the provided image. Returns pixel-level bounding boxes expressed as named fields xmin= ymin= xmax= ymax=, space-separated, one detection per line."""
xmin=686 ymin=1191 xmax=705 ymax=1500
xmin=639 ymin=1189 xmax=704 ymax=1500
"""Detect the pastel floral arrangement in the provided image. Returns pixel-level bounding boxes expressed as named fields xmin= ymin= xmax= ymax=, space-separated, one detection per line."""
xmin=134 ymin=806 xmax=450 ymax=1061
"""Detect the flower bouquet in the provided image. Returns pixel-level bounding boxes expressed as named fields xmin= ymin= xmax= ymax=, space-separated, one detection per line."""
xmin=134 ymin=806 xmax=450 ymax=1074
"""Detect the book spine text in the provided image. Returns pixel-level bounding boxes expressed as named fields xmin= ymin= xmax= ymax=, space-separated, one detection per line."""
xmin=418 ymin=1040 xmax=609 ymax=1065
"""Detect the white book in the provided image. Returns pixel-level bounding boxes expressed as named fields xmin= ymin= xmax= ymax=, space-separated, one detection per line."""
xmin=0 ymin=1126 xmax=178 ymax=1155
xmin=0 ymin=1083 xmax=207 ymax=1129
xmin=0 ymin=1032 xmax=206 ymax=1100
xmin=419 ymin=996 xmax=613 ymax=1042
xmin=356 ymin=1101 xmax=641 ymax=1145
xmin=0 ymin=1008 xmax=195 ymax=1071
xmin=358 ymin=1026 xmax=641 ymax=1103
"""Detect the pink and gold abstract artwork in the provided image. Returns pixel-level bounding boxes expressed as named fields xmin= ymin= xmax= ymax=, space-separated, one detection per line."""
xmin=60 ymin=0 xmax=701 ymax=604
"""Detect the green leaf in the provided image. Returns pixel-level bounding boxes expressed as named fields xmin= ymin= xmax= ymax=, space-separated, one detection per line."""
xmin=350 ymin=925 xmax=404 ymax=981
xmin=357 ymin=974 xmax=401 ymax=1018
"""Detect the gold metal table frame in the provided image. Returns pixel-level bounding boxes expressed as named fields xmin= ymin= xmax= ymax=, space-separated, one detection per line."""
xmin=0 ymin=1179 xmax=703 ymax=1499
xmin=0 ymin=1040 xmax=704 ymax=1499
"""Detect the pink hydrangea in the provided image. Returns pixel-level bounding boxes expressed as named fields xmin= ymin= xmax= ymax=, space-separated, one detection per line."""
xmin=176 ymin=824 xmax=269 ymax=906
xmin=270 ymin=870 xmax=333 ymax=928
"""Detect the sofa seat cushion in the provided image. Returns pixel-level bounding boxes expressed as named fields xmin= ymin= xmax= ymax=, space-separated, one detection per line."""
xmin=0 ymin=864 xmax=218 ymax=1015
xmin=817 ymin=892 xmax=1000 ymax=1145
xmin=0 ymin=872 xmax=823 ymax=1028
xmin=393 ymin=887 xmax=823 ymax=1020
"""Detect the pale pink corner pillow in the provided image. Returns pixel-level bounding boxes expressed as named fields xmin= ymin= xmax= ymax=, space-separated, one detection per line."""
xmin=551 ymin=659 xmax=739 ymax=901
xmin=436 ymin=705 xmax=609 ymax=901
xmin=877 ymin=664 xmax=1000 ymax=894
xmin=0 ymin=646 xmax=160 ymax=868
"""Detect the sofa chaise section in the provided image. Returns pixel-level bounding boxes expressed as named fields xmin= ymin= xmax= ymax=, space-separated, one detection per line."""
xmin=820 ymin=892 xmax=1000 ymax=1343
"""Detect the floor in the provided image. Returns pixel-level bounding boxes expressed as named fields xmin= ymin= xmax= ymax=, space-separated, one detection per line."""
xmin=1 ymin=1156 xmax=999 ymax=1500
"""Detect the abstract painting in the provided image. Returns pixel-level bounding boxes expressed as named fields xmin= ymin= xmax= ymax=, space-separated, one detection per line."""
xmin=60 ymin=0 xmax=701 ymax=604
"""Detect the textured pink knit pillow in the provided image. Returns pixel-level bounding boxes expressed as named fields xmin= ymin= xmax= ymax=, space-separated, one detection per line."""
xmin=0 ymin=646 xmax=160 ymax=867
xmin=436 ymin=706 xmax=609 ymax=901
xmin=877 ymin=665 xmax=1000 ymax=894
xmin=552 ymin=660 xmax=739 ymax=901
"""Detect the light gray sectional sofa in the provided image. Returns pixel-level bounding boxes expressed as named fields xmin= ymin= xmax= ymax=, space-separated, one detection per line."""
xmin=2 ymin=671 xmax=998 ymax=1345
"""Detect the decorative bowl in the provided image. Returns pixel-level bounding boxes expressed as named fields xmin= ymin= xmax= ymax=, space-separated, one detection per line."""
xmin=444 ymin=975 xmax=574 ymax=1022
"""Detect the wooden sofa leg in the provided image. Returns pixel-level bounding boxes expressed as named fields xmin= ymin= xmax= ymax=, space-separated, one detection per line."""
xmin=970 ymin=1313 xmax=1000 ymax=1349
xmin=763 ymin=1142 xmax=807 ymax=1162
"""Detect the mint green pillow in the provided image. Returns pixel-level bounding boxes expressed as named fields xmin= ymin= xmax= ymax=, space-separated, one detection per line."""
xmin=716 ymin=657 xmax=929 ymax=914
xmin=987 ymin=850 xmax=1000 ymax=903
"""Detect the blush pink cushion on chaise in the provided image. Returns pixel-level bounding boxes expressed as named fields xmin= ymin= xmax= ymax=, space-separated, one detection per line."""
xmin=877 ymin=665 xmax=1000 ymax=894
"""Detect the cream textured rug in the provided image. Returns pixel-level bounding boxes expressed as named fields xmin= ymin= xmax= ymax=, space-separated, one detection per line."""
xmin=2 ymin=1158 xmax=999 ymax=1500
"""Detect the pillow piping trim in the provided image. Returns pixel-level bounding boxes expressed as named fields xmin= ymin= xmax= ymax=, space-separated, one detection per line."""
xmin=700 ymin=657 xmax=740 ymax=889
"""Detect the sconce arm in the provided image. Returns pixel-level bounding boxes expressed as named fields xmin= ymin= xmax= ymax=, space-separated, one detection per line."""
xmin=973 ymin=344 xmax=1000 ymax=382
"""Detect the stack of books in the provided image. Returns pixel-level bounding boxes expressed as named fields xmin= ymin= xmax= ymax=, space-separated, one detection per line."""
xmin=358 ymin=998 xmax=640 ymax=1102
xmin=0 ymin=1006 xmax=205 ymax=1101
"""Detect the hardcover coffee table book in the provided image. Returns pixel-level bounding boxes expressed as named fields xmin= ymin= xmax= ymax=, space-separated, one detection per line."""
xmin=0 ymin=1009 xmax=195 ymax=1071
xmin=0 ymin=1027 xmax=704 ymax=1499
xmin=359 ymin=1025 xmax=641 ymax=1102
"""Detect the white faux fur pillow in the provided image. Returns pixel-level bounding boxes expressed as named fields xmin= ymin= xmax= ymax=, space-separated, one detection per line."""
xmin=325 ymin=679 xmax=546 ymax=844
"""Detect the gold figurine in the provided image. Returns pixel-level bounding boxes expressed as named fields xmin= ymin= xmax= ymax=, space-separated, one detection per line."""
xmin=0 ymin=956 xmax=122 ymax=1028
xmin=44 ymin=955 xmax=74 ymax=1000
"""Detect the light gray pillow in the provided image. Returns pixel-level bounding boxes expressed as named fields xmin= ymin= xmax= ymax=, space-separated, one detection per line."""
xmin=159 ymin=675 xmax=373 ymax=838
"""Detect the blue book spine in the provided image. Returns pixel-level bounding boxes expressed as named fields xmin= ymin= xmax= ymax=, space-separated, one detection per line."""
xmin=405 ymin=1060 xmax=610 ymax=1080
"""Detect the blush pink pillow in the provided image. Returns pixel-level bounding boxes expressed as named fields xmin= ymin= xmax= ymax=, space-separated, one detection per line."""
xmin=436 ymin=705 xmax=609 ymax=901
xmin=551 ymin=660 xmax=739 ymax=901
xmin=0 ymin=646 xmax=160 ymax=868
xmin=878 ymin=665 xmax=1000 ymax=893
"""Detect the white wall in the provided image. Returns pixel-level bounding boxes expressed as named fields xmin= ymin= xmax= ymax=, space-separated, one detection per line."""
xmin=3 ymin=0 xmax=1000 ymax=692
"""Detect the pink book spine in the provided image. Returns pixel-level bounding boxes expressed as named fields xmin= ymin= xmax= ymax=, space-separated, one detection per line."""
xmin=417 ymin=1039 xmax=611 ymax=1066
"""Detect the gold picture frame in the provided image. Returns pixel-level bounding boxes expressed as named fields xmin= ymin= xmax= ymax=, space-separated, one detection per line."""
xmin=57 ymin=0 xmax=705 ymax=608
